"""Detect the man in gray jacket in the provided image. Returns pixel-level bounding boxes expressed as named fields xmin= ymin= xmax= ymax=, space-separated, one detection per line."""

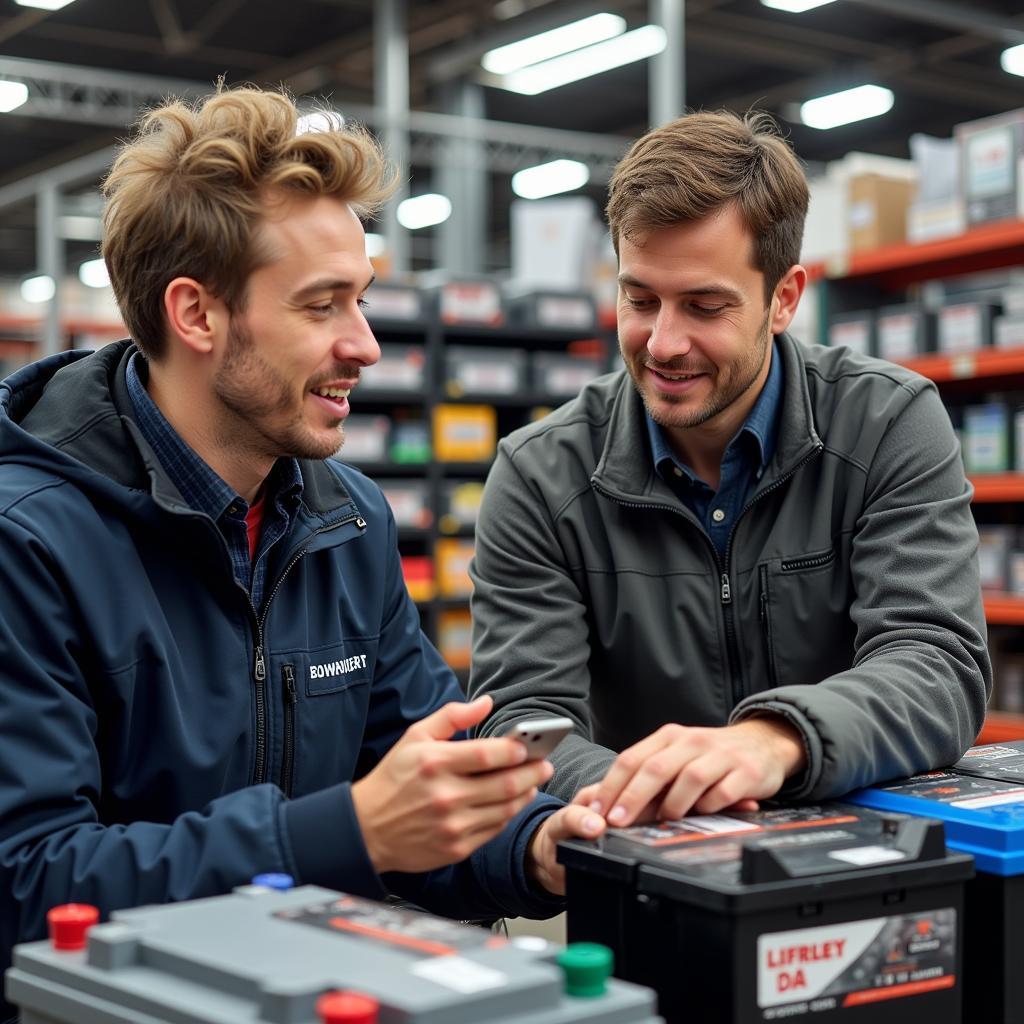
xmin=469 ymin=110 xmax=990 ymax=829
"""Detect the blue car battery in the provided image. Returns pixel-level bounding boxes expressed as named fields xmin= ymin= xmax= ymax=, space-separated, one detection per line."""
xmin=849 ymin=739 xmax=1024 ymax=1023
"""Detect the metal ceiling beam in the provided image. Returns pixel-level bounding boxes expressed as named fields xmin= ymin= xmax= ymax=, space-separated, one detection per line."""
xmin=847 ymin=0 xmax=1024 ymax=47
xmin=0 ymin=146 xmax=115 ymax=215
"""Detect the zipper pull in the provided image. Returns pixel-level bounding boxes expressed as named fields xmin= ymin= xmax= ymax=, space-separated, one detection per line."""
xmin=355 ymin=517 xmax=367 ymax=529
xmin=720 ymin=573 xmax=732 ymax=604
xmin=254 ymin=645 xmax=266 ymax=682
xmin=283 ymin=664 xmax=297 ymax=702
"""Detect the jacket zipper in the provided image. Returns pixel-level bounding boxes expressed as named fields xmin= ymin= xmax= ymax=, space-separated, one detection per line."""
xmin=721 ymin=442 xmax=824 ymax=704
xmin=281 ymin=664 xmax=297 ymax=798
xmin=249 ymin=512 xmax=367 ymax=786
xmin=781 ymin=549 xmax=835 ymax=573
xmin=758 ymin=564 xmax=779 ymax=689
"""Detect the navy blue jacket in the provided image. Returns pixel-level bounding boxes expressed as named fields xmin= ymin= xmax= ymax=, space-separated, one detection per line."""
xmin=0 ymin=342 xmax=560 ymax=1002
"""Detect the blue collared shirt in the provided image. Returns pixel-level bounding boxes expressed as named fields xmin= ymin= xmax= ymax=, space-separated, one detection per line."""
xmin=645 ymin=341 xmax=782 ymax=562
xmin=125 ymin=353 xmax=303 ymax=612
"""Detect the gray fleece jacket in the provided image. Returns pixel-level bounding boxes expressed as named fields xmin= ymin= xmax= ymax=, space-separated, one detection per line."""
xmin=468 ymin=333 xmax=991 ymax=802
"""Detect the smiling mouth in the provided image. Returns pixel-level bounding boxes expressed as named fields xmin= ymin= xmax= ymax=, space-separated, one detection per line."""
xmin=649 ymin=367 xmax=704 ymax=382
xmin=311 ymin=385 xmax=352 ymax=400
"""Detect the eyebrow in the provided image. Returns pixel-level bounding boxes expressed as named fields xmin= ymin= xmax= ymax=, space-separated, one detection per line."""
xmin=617 ymin=274 xmax=743 ymax=304
xmin=290 ymin=273 xmax=376 ymax=303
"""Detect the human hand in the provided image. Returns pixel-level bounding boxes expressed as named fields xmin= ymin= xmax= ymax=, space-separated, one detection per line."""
xmin=575 ymin=718 xmax=806 ymax=828
xmin=350 ymin=696 xmax=553 ymax=874
xmin=525 ymin=804 xmax=606 ymax=896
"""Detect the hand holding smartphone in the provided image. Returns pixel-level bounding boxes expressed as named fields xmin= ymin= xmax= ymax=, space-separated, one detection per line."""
xmin=504 ymin=716 xmax=575 ymax=761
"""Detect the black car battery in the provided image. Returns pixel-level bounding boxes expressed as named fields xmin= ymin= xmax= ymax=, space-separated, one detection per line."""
xmin=849 ymin=740 xmax=1024 ymax=1023
xmin=559 ymin=803 xmax=973 ymax=1024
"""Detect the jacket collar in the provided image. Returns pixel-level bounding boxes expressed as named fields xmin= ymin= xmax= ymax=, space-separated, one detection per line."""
xmin=593 ymin=332 xmax=823 ymax=502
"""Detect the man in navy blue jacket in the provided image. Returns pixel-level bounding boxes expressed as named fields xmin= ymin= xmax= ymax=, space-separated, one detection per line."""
xmin=0 ymin=87 xmax=603 ymax=1019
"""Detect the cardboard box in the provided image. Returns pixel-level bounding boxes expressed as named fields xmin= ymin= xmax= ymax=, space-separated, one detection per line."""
xmin=847 ymin=173 xmax=915 ymax=251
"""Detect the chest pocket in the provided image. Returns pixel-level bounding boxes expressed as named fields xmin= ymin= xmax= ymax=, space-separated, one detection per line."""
xmin=757 ymin=545 xmax=855 ymax=690
xmin=303 ymin=638 xmax=378 ymax=696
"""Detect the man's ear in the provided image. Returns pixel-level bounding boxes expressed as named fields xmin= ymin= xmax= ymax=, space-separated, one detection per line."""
xmin=769 ymin=264 xmax=807 ymax=336
xmin=162 ymin=277 xmax=227 ymax=356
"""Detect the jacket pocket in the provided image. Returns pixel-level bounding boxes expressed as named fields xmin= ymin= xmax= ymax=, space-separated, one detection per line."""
xmin=304 ymin=639 xmax=377 ymax=696
xmin=759 ymin=564 xmax=779 ymax=690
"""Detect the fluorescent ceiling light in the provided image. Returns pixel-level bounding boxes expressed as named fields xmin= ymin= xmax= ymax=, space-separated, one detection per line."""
xmin=1002 ymin=44 xmax=1024 ymax=77
xmin=396 ymin=194 xmax=452 ymax=230
xmin=14 ymin=0 xmax=78 ymax=9
xmin=760 ymin=0 xmax=837 ymax=12
xmin=800 ymin=84 xmax=894 ymax=130
xmin=0 ymin=81 xmax=28 ymax=113
xmin=296 ymin=110 xmax=345 ymax=135
xmin=59 ymin=215 xmax=102 ymax=241
xmin=512 ymin=159 xmax=591 ymax=199
xmin=365 ymin=232 xmax=386 ymax=258
xmin=498 ymin=25 xmax=667 ymax=95
xmin=78 ymin=259 xmax=110 ymax=289
xmin=482 ymin=13 xmax=626 ymax=74
xmin=21 ymin=275 xmax=55 ymax=304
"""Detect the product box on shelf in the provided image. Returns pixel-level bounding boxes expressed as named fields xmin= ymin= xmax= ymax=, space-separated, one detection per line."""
xmin=955 ymin=108 xmax=1024 ymax=226
xmin=437 ymin=607 xmax=472 ymax=669
xmin=430 ymin=278 xmax=505 ymax=326
xmin=994 ymin=313 xmax=1024 ymax=349
xmin=977 ymin=525 xmax=1015 ymax=591
xmin=443 ymin=345 xmax=529 ymax=398
xmin=400 ymin=555 xmax=435 ymax=603
xmin=962 ymin=402 xmax=1012 ymax=474
xmin=438 ymin=480 xmax=485 ymax=534
xmin=338 ymin=414 xmax=390 ymax=463
xmin=506 ymin=289 xmax=598 ymax=331
xmin=388 ymin=416 xmax=431 ymax=464
xmin=363 ymin=282 xmax=427 ymax=322
xmin=377 ymin=479 xmax=432 ymax=531
xmin=433 ymin=404 xmax=497 ymax=462
xmin=936 ymin=301 xmax=1000 ymax=354
xmin=849 ymin=740 xmax=1024 ymax=1024
xmin=875 ymin=304 xmax=935 ymax=361
xmin=532 ymin=351 xmax=606 ymax=398
xmin=560 ymin=803 xmax=971 ymax=1024
xmin=435 ymin=538 xmax=475 ymax=598
xmin=847 ymin=173 xmax=916 ymax=252
xmin=357 ymin=343 xmax=427 ymax=393
xmin=827 ymin=311 xmax=874 ymax=357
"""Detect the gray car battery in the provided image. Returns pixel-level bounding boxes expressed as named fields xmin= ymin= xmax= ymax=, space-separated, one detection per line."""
xmin=6 ymin=884 xmax=660 ymax=1024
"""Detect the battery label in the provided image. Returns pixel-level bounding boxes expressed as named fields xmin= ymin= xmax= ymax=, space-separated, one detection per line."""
xmin=757 ymin=909 xmax=957 ymax=1017
xmin=954 ymin=741 xmax=1024 ymax=783
xmin=880 ymin=772 xmax=1024 ymax=806
xmin=275 ymin=896 xmax=496 ymax=957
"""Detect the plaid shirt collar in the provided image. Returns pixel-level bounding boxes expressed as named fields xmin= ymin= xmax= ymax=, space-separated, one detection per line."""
xmin=124 ymin=352 xmax=302 ymax=524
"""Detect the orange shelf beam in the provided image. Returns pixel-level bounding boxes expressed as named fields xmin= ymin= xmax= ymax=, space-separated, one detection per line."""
xmin=970 ymin=474 xmax=1024 ymax=503
xmin=894 ymin=346 xmax=1024 ymax=384
xmin=984 ymin=594 xmax=1024 ymax=625
xmin=978 ymin=712 xmax=1024 ymax=744
xmin=807 ymin=219 xmax=1024 ymax=287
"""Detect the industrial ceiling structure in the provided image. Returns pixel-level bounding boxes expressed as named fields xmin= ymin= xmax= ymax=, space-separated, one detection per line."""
xmin=1 ymin=0 xmax=1024 ymax=286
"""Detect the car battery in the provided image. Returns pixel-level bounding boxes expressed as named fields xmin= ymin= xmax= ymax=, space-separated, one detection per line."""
xmin=559 ymin=803 xmax=972 ymax=1024
xmin=849 ymin=740 xmax=1024 ymax=1023
xmin=6 ymin=884 xmax=662 ymax=1024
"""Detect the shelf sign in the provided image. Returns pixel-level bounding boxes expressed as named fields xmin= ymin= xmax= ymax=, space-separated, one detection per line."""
xmin=950 ymin=354 xmax=976 ymax=379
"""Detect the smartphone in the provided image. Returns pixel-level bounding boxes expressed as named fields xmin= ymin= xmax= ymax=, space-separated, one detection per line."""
xmin=505 ymin=716 xmax=575 ymax=761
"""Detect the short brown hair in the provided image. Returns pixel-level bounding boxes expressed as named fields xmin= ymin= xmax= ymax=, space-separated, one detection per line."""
xmin=101 ymin=87 xmax=396 ymax=359
xmin=606 ymin=110 xmax=809 ymax=299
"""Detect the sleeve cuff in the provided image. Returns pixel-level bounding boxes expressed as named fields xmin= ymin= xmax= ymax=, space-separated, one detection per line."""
xmin=729 ymin=700 xmax=823 ymax=800
xmin=279 ymin=782 xmax=387 ymax=900
xmin=496 ymin=794 xmax=566 ymax=918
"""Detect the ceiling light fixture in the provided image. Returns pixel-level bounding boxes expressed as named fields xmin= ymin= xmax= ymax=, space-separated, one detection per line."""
xmin=78 ymin=259 xmax=110 ymax=289
xmin=760 ymin=0 xmax=837 ymax=12
xmin=497 ymin=24 xmax=667 ymax=95
xmin=799 ymin=84 xmax=894 ymax=130
xmin=512 ymin=159 xmax=591 ymax=199
xmin=14 ymin=0 xmax=79 ymax=9
xmin=21 ymin=275 xmax=55 ymax=304
xmin=0 ymin=81 xmax=29 ymax=113
xmin=482 ymin=13 xmax=626 ymax=75
xmin=365 ymin=233 xmax=387 ymax=258
xmin=1001 ymin=43 xmax=1024 ymax=77
xmin=396 ymin=194 xmax=452 ymax=230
